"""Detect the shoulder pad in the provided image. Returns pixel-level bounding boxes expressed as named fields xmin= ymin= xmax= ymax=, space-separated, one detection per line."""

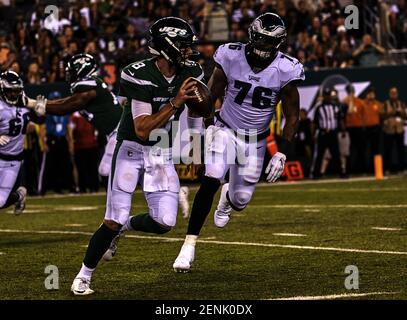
xmin=213 ymin=43 xmax=244 ymax=75
xmin=278 ymin=53 xmax=305 ymax=87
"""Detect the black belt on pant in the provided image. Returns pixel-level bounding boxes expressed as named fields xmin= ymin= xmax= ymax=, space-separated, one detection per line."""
xmin=0 ymin=152 xmax=24 ymax=161
xmin=215 ymin=112 xmax=270 ymax=142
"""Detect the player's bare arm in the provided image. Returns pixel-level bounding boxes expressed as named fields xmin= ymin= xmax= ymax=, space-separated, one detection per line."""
xmin=204 ymin=65 xmax=227 ymax=127
xmin=265 ymin=83 xmax=300 ymax=183
xmin=134 ymin=78 xmax=197 ymax=141
xmin=280 ymin=82 xmax=300 ymax=143
xmin=44 ymin=90 xmax=97 ymax=115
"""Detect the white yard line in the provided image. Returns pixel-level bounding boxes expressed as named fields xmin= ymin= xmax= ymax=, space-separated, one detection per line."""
xmin=256 ymin=176 xmax=389 ymax=187
xmin=0 ymin=252 xmax=5 ymax=255
xmin=0 ymin=229 xmax=406 ymax=256
xmin=65 ymin=224 xmax=87 ymax=227
xmin=255 ymin=187 xmax=405 ymax=193
xmin=19 ymin=204 xmax=407 ymax=213
xmin=272 ymin=233 xmax=307 ymax=237
xmin=268 ymin=291 xmax=400 ymax=300
xmin=372 ymin=227 xmax=403 ymax=231
xmin=251 ymin=204 xmax=407 ymax=209
xmin=25 ymin=175 xmax=404 ymax=200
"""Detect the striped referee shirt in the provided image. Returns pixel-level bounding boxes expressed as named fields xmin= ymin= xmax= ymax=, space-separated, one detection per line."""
xmin=313 ymin=103 xmax=342 ymax=131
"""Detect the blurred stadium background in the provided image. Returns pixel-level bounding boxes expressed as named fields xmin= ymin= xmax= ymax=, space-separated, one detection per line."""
xmin=0 ymin=0 xmax=406 ymax=193
xmin=1 ymin=0 xmax=407 ymax=301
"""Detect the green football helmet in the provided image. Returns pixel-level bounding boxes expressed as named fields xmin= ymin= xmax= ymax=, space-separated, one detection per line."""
xmin=148 ymin=17 xmax=199 ymax=67
xmin=65 ymin=53 xmax=98 ymax=83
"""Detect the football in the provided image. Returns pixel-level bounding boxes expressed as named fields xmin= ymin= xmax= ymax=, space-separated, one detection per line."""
xmin=185 ymin=77 xmax=213 ymax=118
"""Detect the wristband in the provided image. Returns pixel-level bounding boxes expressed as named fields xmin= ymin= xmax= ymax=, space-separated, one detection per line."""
xmin=170 ymin=99 xmax=180 ymax=110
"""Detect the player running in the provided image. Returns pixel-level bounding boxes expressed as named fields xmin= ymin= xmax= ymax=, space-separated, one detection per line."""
xmin=173 ymin=13 xmax=305 ymax=272
xmin=27 ymin=53 xmax=122 ymax=178
xmin=70 ymin=17 xmax=204 ymax=295
xmin=0 ymin=71 xmax=44 ymax=214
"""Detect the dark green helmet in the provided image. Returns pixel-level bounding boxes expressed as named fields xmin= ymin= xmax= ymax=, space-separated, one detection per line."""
xmin=65 ymin=53 xmax=98 ymax=83
xmin=148 ymin=17 xmax=199 ymax=67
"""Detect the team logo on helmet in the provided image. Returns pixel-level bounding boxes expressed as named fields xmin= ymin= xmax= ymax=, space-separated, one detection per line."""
xmin=251 ymin=19 xmax=286 ymax=40
xmin=159 ymin=27 xmax=188 ymax=37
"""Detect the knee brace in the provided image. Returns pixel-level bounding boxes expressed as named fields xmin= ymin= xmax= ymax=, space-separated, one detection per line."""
xmin=226 ymin=190 xmax=251 ymax=211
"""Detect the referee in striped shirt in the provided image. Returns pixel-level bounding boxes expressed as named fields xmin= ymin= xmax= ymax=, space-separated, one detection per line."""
xmin=311 ymin=87 xmax=346 ymax=178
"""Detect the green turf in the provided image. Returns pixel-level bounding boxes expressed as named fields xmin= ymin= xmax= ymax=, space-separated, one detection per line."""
xmin=0 ymin=177 xmax=407 ymax=300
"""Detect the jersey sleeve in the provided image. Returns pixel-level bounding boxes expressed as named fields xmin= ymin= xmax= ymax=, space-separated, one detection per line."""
xmin=278 ymin=54 xmax=305 ymax=88
xmin=189 ymin=62 xmax=205 ymax=83
xmin=118 ymin=68 xmax=154 ymax=103
xmin=213 ymin=44 xmax=230 ymax=76
xmin=71 ymin=79 xmax=98 ymax=94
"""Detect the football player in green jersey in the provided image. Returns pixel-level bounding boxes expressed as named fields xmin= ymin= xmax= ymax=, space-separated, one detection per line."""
xmin=70 ymin=17 xmax=206 ymax=295
xmin=26 ymin=53 xmax=123 ymax=177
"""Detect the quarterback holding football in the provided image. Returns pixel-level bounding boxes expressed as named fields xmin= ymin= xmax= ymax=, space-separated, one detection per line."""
xmin=70 ymin=17 xmax=205 ymax=295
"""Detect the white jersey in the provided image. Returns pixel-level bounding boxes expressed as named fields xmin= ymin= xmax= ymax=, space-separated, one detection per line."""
xmin=214 ymin=42 xmax=305 ymax=134
xmin=0 ymin=99 xmax=33 ymax=156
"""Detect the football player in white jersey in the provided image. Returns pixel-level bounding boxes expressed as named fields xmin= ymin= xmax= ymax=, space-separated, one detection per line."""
xmin=0 ymin=71 xmax=43 ymax=215
xmin=173 ymin=13 xmax=305 ymax=272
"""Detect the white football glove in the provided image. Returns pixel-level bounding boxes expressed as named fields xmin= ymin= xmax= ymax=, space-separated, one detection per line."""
xmin=265 ymin=152 xmax=286 ymax=183
xmin=22 ymin=92 xmax=37 ymax=109
xmin=0 ymin=135 xmax=11 ymax=146
xmin=32 ymin=95 xmax=47 ymax=116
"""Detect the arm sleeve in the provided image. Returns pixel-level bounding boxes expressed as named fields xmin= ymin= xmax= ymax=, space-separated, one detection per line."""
xmin=131 ymin=99 xmax=152 ymax=119
xmin=279 ymin=57 xmax=306 ymax=89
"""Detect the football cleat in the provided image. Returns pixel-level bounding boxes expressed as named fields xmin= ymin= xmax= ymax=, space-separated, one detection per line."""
xmin=14 ymin=186 xmax=27 ymax=215
xmin=214 ymin=183 xmax=232 ymax=228
xmin=71 ymin=277 xmax=94 ymax=296
xmin=173 ymin=244 xmax=195 ymax=273
xmin=179 ymin=186 xmax=190 ymax=219
xmin=102 ymin=231 xmax=123 ymax=261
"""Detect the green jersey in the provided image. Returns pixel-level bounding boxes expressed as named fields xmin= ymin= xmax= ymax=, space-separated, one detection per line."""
xmin=117 ymin=58 xmax=204 ymax=146
xmin=71 ymin=76 xmax=123 ymax=136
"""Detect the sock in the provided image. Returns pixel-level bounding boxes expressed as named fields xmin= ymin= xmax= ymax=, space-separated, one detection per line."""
xmin=130 ymin=213 xmax=169 ymax=234
xmin=76 ymin=263 xmax=95 ymax=280
xmin=187 ymin=176 xmax=221 ymax=235
xmin=1 ymin=191 xmax=20 ymax=209
xmin=184 ymin=234 xmax=198 ymax=246
xmin=83 ymin=223 xmax=119 ymax=269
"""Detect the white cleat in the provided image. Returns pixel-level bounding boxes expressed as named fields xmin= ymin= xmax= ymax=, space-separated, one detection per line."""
xmin=14 ymin=186 xmax=27 ymax=215
xmin=71 ymin=277 xmax=94 ymax=296
xmin=173 ymin=244 xmax=195 ymax=273
xmin=179 ymin=186 xmax=190 ymax=219
xmin=102 ymin=231 xmax=123 ymax=261
xmin=214 ymin=183 xmax=232 ymax=228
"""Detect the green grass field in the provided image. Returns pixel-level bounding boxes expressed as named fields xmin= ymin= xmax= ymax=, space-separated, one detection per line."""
xmin=1 ymin=176 xmax=407 ymax=300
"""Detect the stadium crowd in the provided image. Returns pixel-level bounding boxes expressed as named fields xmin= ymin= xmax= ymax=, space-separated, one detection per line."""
xmin=0 ymin=0 xmax=406 ymax=194
xmin=0 ymin=0 xmax=403 ymax=79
